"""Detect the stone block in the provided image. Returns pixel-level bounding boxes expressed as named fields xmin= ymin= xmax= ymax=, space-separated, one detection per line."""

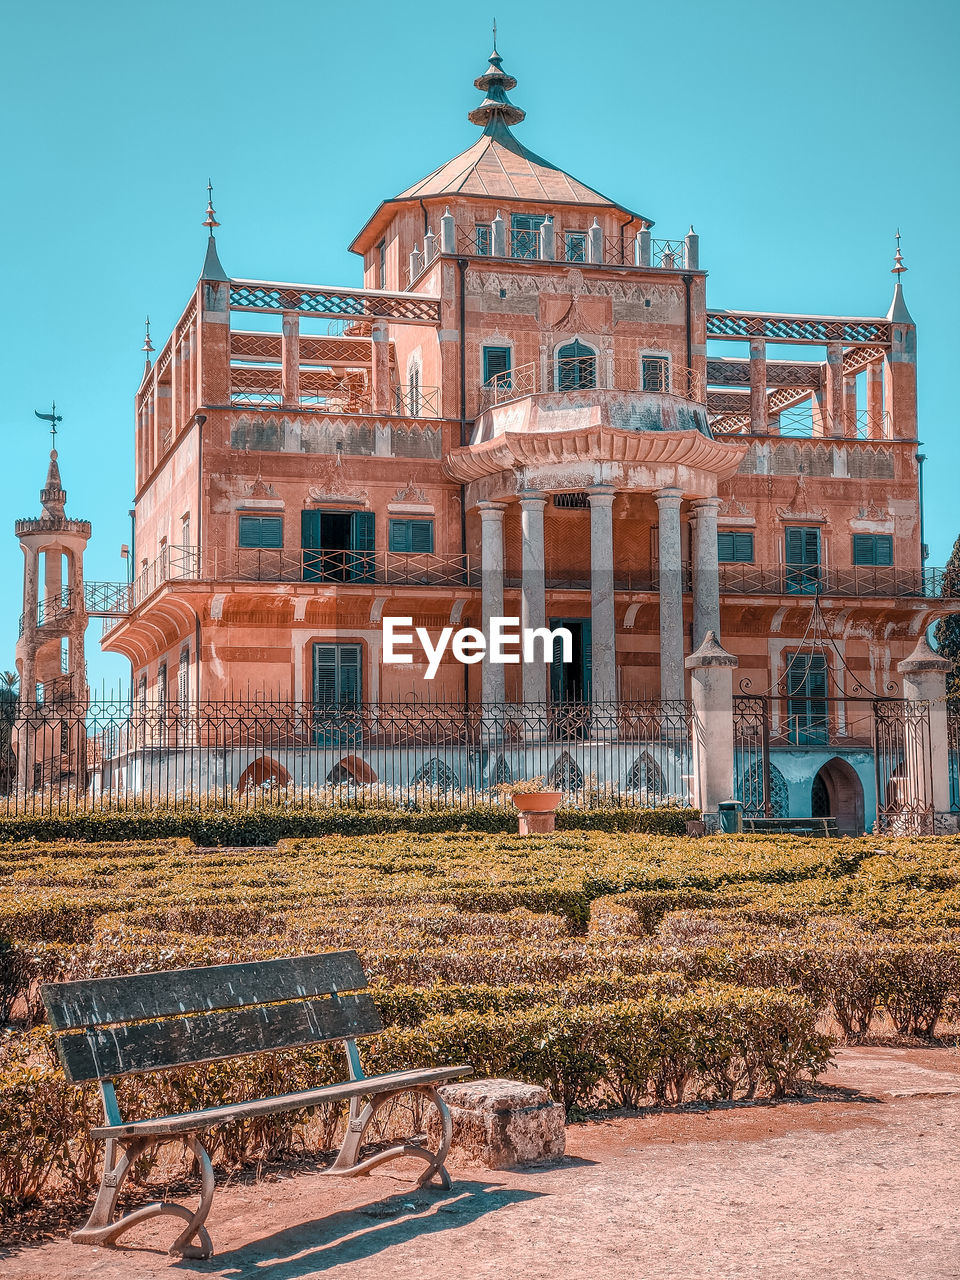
xmin=518 ymin=811 xmax=556 ymax=835
xmin=430 ymin=1078 xmax=565 ymax=1169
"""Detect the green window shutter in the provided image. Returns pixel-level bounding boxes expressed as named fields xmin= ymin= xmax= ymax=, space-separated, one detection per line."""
xmin=338 ymin=645 xmax=362 ymax=704
xmin=313 ymin=644 xmax=337 ymax=705
xmin=389 ymin=519 xmax=410 ymax=552
xmin=239 ymin=517 xmax=260 ymax=548
xmin=785 ymin=526 xmax=820 ymax=565
xmin=853 ymin=534 xmax=893 ymax=566
xmin=718 ymin=531 xmax=754 ymax=564
xmin=351 ymin=511 xmax=375 ymax=551
xmin=409 ymin=520 xmax=434 ymax=553
xmin=239 ymin=516 xmax=283 ymax=548
xmin=581 ymin=618 xmax=593 ymax=701
xmin=483 ymin=346 xmax=511 ymax=383
xmin=301 ymin=510 xmax=322 ymax=549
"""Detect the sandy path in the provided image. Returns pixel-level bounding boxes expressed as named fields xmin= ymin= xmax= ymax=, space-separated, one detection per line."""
xmin=4 ymin=1048 xmax=960 ymax=1280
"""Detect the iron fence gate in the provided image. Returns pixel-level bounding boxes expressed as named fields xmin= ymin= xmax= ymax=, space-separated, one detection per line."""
xmin=0 ymin=698 xmax=694 ymax=815
xmin=874 ymin=698 xmax=934 ymax=834
xmin=733 ymin=695 xmax=770 ymax=818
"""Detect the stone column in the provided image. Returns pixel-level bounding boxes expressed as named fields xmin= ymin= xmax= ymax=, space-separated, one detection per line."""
xmin=898 ymin=636 xmax=952 ymax=829
xmin=370 ymin=321 xmax=391 ymax=414
xmin=588 ymin=487 xmax=617 ymax=704
xmin=519 ymin=492 xmax=547 ymax=704
xmin=478 ymin=502 xmax=507 ymax=705
xmin=655 ymin=488 xmax=685 ymax=701
xmin=637 ymin=226 xmax=651 ymax=267
xmin=685 ymin=631 xmax=738 ymax=823
xmin=748 ymin=338 xmax=767 ymax=435
xmin=690 ymin=497 xmax=721 ymax=649
xmin=866 ymin=359 xmax=884 ymax=437
xmin=281 ymin=311 xmax=300 ymax=408
xmin=843 ymin=375 xmax=858 ymax=438
xmin=824 ymin=342 xmax=844 ymax=437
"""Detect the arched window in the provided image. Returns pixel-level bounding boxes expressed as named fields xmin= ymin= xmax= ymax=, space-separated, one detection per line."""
xmin=412 ymin=757 xmax=460 ymax=792
xmin=550 ymin=750 xmax=584 ymax=791
xmin=627 ymin=752 xmax=667 ymax=800
xmin=556 ymin=340 xmax=596 ymax=391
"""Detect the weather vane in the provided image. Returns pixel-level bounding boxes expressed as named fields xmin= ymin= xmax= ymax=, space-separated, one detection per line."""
xmin=34 ymin=402 xmax=62 ymax=447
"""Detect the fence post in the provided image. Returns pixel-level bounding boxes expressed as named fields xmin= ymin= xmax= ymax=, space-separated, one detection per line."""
xmin=898 ymin=635 xmax=953 ymax=831
xmin=686 ymin=631 xmax=738 ymax=828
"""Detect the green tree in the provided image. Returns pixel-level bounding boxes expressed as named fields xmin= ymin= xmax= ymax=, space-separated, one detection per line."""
xmin=934 ymin=535 xmax=960 ymax=709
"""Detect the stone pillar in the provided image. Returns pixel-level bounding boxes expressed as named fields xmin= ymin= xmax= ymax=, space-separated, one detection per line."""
xmin=824 ymin=342 xmax=844 ymax=437
xmin=685 ymin=631 xmax=738 ymax=822
xmin=519 ymin=492 xmax=547 ymax=704
xmin=684 ymin=226 xmax=699 ymax=270
xmin=440 ymin=207 xmax=456 ymax=255
xmin=491 ymin=211 xmax=507 ymax=258
xmin=587 ymin=218 xmax=603 ymax=265
xmin=637 ymin=227 xmax=651 ymax=267
xmin=866 ymin=359 xmax=885 ymax=437
xmin=539 ymin=215 xmax=555 ymax=261
xmin=843 ymin=375 xmax=858 ymax=438
xmin=281 ymin=311 xmax=300 ymax=408
xmin=370 ymin=321 xmax=391 ymax=414
xmin=588 ymin=487 xmax=617 ymax=704
xmin=748 ymin=338 xmax=767 ymax=435
xmin=690 ymin=498 xmax=721 ymax=649
xmin=898 ymin=636 xmax=952 ymax=829
xmin=423 ymin=228 xmax=436 ymax=265
xmin=478 ymin=502 xmax=507 ymax=705
xmin=655 ymin=488 xmax=685 ymax=702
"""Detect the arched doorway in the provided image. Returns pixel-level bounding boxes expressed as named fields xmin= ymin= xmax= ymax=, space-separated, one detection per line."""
xmin=811 ymin=757 xmax=865 ymax=835
xmin=237 ymin=755 xmax=292 ymax=797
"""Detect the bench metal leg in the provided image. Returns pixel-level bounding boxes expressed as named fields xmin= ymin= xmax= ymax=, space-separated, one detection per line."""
xmin=326 ymin=1085 xmax=454 ymax=1189
xmin=71 ymin=1133 xmax=215 ymax=1259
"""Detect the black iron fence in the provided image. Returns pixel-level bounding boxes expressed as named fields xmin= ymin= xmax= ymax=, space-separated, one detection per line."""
xmin=0 ymin=698 xmax=694 ymax=814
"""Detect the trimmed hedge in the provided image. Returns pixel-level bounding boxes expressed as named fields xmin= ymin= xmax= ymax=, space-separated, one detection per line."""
xmin=0 ymin=803 xmax=695 ymax=846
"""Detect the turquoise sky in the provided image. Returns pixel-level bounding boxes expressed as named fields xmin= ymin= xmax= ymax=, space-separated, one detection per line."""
xmin=2 ymin=0 xmax=957 ymax=693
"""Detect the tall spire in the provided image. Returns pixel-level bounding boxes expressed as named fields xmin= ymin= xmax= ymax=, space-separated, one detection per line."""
xmin=200 ymin=179 xmax=228 ymax=282
xmin=33 ymin=404 xmax=66 ymax=519
xmin=141 ymin=315 xmax=154 ymax=374
xmin=887 ymin=228 xmax=914 ymax=324
xmin=468 ymin=36 xmax=525 ymax=130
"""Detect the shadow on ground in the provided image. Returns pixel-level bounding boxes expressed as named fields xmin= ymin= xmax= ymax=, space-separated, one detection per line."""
xmin=173 ymin=1182 xmax=541 ymax=1279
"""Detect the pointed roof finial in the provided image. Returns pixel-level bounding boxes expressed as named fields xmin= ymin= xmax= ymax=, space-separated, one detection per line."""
xmin=32 ymin=404 xmax=66 ymax=517
xmin=203 ymin=179 xmax=220 ymax=230
xmin=34 ymin=402 xmax=61 ymax=449
xmin=142 ymin=315 xmax=154 ymax=355
xmin=469 ymin=34 xmax=525 ymax=130
xmin=892 ymin=227 xmax=907 ymax=275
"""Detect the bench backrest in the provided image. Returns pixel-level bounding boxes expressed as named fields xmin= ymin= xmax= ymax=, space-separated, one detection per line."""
xmin=42 ymin=951 xmax=380 ymax=1083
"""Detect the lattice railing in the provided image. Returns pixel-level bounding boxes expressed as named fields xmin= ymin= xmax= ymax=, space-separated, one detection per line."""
xmin=393 ymin=384 xmax=441 ymax=419
xmin=707 ymin=311 xmax=892 ymax=346
xmin=229 ymin=282 xmax=440 ymax=325
xmin=478 ymin=357 xmax=705 ymax=412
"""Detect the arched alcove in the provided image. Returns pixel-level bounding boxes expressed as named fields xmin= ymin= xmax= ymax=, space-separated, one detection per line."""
xmin=811 ymin=757 xmax=865 ymax=835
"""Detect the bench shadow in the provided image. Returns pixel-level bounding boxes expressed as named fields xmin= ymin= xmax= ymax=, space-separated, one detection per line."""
xmin=177 ymin=1181 xmax=542 ymax=1279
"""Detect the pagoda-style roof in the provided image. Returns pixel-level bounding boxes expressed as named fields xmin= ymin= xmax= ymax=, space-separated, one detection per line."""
xmin=351 ymin=46 xmax=652 ymax=254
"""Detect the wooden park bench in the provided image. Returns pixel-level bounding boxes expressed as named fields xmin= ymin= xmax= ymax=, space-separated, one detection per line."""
xmin=42 ymin=951 xmax=471 ymax=1259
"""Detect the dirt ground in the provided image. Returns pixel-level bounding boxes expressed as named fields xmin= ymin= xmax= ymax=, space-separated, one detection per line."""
xmin=4 ymin=1047 xmax=960 ymax=1280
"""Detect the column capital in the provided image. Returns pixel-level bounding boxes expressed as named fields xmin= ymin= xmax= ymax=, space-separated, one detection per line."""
xmin=587 ymin=485 xmax=616 ymax=506
xmin=689 ymin=496 xmax=721 ymax=517
xmin=654 ymin=487 xmax=684 ymax=508
xmin=476 ymin=500 xmax=508 ymax=519
xmin=898 ymin=634 xmax=950 ymax=676
xmin=517 ymin=490 xmax=548 ymax=508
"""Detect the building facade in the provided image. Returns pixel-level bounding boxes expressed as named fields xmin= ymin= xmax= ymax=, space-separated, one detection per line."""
xmin=15 ymin=47 xmax=959 ymax=830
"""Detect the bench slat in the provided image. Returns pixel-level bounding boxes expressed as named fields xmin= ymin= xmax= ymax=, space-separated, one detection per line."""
xmin=90 ymin=1064 xmax=473 ymax=1138
xmin=55 ymin=992 xmax=382 ymax=1081
xmin=42 ymin=952 xmax=369 ymax=1031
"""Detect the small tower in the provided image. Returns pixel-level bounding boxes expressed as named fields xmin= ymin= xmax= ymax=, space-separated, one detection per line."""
xmin=14 ymin=418 xmax=91 ymax=791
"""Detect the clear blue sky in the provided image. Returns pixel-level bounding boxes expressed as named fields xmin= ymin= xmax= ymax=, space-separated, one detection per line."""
xmin=2 ymin=0 xmax=957 ymax=692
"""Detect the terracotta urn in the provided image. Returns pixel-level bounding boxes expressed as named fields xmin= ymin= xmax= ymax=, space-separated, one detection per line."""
xmin=510 ymin=791 xmax=562 ymax=813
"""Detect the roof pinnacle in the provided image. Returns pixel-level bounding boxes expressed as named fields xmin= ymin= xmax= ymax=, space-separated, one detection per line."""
xmin=468 ymin=37 xmax=525 ymax=130
xmin=202 ymin=179 xmax=220 ymax=230
xmin=33 ymin=404 xmax=67 ymax=518
xmin=887 ymin=229 xmax=914 ymax=324
xmin=199 ymin=180 xmax=229 ymax=283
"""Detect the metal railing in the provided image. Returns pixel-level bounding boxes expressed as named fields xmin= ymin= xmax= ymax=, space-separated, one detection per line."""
xmin=478 ymin=358 xmax=705 ymax=413
xmin=393 ymin=384 xmax=441 ymax=418
xmin=776 ymin=407 xmax=892 ymax=440
xmin=719 ymin=565 xmax=947 ymax=599
xmin=0 ymin=697 xmax=694 ymax=813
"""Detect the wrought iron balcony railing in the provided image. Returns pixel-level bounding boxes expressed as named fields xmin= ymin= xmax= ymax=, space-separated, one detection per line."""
xmin=478 ymin=358 xmax=706 ymax=414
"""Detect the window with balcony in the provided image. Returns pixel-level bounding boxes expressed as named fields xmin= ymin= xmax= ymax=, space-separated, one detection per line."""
xmin=389 ymin=519 xmax=434 ymax=553
xmin=301 ymin=510 xmax=375 ymax=582
xmin=482 ymin=345 xmax=511 ymax=390
xmin=564 ymin=231 xmax=587 ymax=262
xmin=238 ymin=516 xmax=283 ymax=549
xmin=785 ymin=653 xmax=829 ymax=745
xmin=475 ymin=224 xmax=492 ymax=255
xmin=785 ymin=526 xmax=822 ymax=594
xmin=718 ymin=531 xmax=754 ymax=563
xmin=852 ymin=534 xmax=893 ymax=566
xmin=511 ymin=213 xmax=541 ymax=259
xmin=642 ymin=355 xmax=670 ymax=392
xmin=556 ymin=340 xmax=597 ymax=391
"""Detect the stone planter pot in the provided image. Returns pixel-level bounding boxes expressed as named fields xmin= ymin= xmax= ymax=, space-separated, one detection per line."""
xmin=510 ymin=791 xmax=562 ymax=834
xmin=510 ymin=791 xmax=562 ymax=813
